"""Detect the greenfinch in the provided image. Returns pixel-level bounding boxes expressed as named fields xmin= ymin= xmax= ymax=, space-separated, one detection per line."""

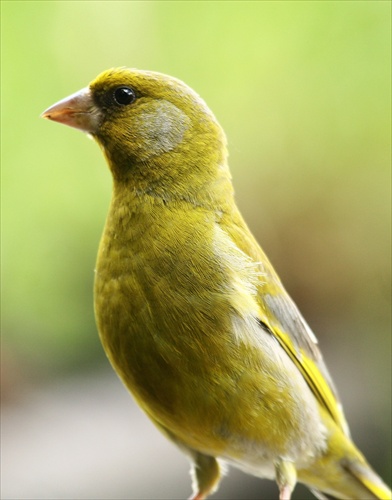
xmin=42 ymin=68 xmax=391 ymax=500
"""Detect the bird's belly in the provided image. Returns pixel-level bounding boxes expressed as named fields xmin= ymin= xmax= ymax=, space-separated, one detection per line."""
xmin=94 ymin=258 xmax=326 ymax=468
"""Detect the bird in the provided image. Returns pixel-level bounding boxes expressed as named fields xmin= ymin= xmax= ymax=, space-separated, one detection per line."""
xmin=42 ymin=68 xmax=391 ymax=500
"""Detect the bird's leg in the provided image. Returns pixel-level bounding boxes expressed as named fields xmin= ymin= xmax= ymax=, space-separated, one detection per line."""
xmin=275 ymin=460 xmax=297 ymax=500
xmin=189 ymin=453 xmax=221 ymax=500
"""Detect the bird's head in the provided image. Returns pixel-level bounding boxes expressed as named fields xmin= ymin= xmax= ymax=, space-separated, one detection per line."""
xmin=42 ymin=68 xmax=231 ymax=203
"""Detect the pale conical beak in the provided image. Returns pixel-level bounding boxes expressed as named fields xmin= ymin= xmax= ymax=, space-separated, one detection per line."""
xmin=41 ymin=87 xmax=102 ymax=134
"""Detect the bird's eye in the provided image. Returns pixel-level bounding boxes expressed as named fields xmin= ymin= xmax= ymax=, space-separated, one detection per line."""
xmin=113 ymin=87 xmax=136 ymax=106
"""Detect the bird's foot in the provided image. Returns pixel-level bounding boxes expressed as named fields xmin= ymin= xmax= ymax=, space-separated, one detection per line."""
xmin=188 ymin=493 xmax=205 ymax=500
xmin=279 ymin=484 xmax=293 ymax=500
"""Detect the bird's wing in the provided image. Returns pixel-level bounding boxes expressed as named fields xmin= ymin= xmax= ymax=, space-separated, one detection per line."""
xmin=257 ymin=288 xmax=350 ymax=436
xmin=224 ymin=215 xmax=350 ymax=436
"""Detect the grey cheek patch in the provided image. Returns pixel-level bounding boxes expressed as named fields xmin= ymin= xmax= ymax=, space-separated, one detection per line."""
xmin=133 ymin=101 xmax=191 ymax=160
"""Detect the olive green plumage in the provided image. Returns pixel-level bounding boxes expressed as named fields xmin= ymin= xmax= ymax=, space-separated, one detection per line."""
xmin=42 ymin=68 xmax=391 ymax=500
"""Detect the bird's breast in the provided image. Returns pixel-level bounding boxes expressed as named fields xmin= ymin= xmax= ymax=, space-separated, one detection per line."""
xmin=93 ymin=195 xmax=326 ymax=463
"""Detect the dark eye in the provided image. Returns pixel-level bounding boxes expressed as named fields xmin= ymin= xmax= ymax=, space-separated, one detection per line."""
xmin=113 ymin=86 xmax=136 ymax=105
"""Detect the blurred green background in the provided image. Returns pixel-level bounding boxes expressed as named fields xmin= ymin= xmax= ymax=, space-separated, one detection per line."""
xmin=1 ymin=1 xmax=390 ymax=499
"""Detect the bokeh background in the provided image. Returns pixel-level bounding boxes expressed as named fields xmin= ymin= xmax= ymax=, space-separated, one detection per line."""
xmin=1 ymin=1 xmax=391 ymax=499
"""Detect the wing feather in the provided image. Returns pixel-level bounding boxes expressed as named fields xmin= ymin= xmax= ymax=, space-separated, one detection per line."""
xmin=223 ymin=215 xmax=350 ymax=435
xmin=257 ymin=282 xmax=350 ymax=436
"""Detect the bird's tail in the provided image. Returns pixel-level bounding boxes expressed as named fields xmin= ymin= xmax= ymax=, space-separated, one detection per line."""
xmin=303 ymin=455 xmax=391 ymax=500
xmin=299 ymin=415 xmax=391 ymax=499
xmin=341 ymin=458 xmax=391 ymax=500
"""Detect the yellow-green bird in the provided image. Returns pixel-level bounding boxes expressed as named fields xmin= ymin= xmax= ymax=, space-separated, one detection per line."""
xmin=42 ymin=68 xmax=391 ymax=500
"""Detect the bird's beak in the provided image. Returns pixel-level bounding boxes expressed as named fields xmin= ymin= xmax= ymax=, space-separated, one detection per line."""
xmin=41 ymin=87 xmax=102 ymax=134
